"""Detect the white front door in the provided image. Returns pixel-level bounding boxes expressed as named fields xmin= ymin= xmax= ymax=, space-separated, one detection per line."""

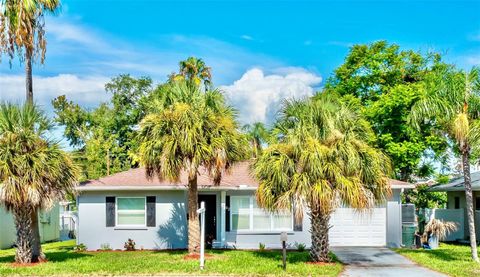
xmin=329 ymin=208 xmax=387 ymax=246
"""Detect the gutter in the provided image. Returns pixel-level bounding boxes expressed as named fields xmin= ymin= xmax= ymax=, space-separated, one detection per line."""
xmin=76 ymin=185 xmax=258 ymax=192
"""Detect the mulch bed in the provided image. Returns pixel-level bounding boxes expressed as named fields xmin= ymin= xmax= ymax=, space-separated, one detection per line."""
xmin=183 ymin=253 xmax=214 ymax=260
xmin=10 ymin=260 xmax=47 ymax=268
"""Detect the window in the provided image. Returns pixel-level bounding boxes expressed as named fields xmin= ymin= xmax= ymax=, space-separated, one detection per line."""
xmin=116 ymin=197 xmax=146 ymax=226
xmin=454 ymin=197 xmax=460 ymax=209
xmin=230 ymin=196 xmax=292 ymax=232
xmin=476 ymin=197 xmax=480 ymax=211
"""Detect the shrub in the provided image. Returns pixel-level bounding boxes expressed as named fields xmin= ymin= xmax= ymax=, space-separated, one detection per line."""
xmin=295 ymin=242 xmax=306 ymax=252
xmin=74 ymin=243 xmax=87 ymax=252
xmin=424 ymin=218 xmax=458 ymax=240
xmin=124 ymin=238 xmax=136 ymax=251
xmin=258 ymin=243 xmax=266 ymax=251
xmin=100 ymin=243 xmax=112 ymax=251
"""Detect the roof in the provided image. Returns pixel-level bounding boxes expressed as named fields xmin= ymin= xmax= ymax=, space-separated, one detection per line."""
xmin=77 ymin=161 xmax=413 ymax=191
xmin=78 ymin=161 xmax=258 ymax=191
xmin=429 ymin=171 xmax=480 ymax=192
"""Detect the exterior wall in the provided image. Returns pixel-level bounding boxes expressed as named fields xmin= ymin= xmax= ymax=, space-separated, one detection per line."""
xmin=444 ymin=191 xmax=480 ymax=241
xmin=0 ymin=207 xmax=16 ymax=249
xmin=432 ymin=209 xmax=465 ymax=241
xmin=0 ymin=205 xmax=61 ymax=249
xmin=78 ymin=188 xmax=404 ymax=250
xmin=386 ymin=189 xmax=402 ymax=247
xmin=78 ymin=190 xmax=188 ymax=250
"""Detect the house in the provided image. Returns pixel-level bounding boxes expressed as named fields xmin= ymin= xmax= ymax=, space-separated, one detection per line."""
xmin=76 ymin=162 xmax=414 ymax=250
xmin=429 ymin=171 xmax=480 ymax=241
xmin=0 ymin=205 xmax=61 ymax=249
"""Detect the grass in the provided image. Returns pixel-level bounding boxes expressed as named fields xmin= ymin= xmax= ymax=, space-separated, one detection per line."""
xmin=395 ymin=243 xmax=480 ymax=277
xmin=0 ymin=240 xmax=343 ymax=276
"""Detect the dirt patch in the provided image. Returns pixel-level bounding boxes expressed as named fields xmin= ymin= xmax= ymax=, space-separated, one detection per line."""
xmin=183 ymin=253 xmax=214 ymax=260
xmin=10 ymin=260 xmax=47 ymax=268
xmin=305 ymin=261 xmax=336 ymax=266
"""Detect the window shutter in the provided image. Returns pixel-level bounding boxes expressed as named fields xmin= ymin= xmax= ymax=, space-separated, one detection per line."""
xmin=225 ymin=196 xmax=230 ymax=232
xmin=293 ymin=205 xmax=303 ymax=232
xmin=106 ymin=196 xmax=116 ymax=227
xmin=146 ymin=196 xmax=156 ymax=227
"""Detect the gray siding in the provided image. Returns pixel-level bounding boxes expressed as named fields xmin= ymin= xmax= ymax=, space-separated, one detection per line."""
xmin=78 ymin=188 xmax=404 ymax=250
xmin=78 ymin=191 xmax=187 ymax=250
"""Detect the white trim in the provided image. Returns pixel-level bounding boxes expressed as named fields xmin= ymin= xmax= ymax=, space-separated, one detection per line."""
xmin=220 ymin=191 xmax=226 ymax=247
xmin=229 ymin=195 xmax=293 ymax=232
xmin=115 ymin=197 xmax=147 ymax=227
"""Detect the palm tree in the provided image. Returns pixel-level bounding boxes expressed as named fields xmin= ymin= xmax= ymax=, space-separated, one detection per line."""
xmin=253 ymin=95 xmax=391 ymax=262
xmin=0 ymin=103 xmax=78 ymax=263
xmin=169 ymin=57 xmax=212 ymax=89
xmin=0 ymin=0 xmax=61 ymax=103
xmin=242 ymin=122 xmax=268 ymax=157
xmin=138 ymin=81 xmax=247 ymax=253
xmin=410 ymin=67 xmax=480 ymax=262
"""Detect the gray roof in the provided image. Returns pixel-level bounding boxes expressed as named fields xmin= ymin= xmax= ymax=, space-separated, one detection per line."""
xmin=429 ymin=171 xmax=480 ymax=192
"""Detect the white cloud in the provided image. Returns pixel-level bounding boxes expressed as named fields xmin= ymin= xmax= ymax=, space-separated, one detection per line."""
xmin=0 ymin=74 xmax=109 ymax=109
xmin=241 ymin=35 xmax=254 ymax=41
xmin=221 ymin=68 xmax=322 ymax=124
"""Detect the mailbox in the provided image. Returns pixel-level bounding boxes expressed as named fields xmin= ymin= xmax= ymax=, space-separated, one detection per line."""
xmin=280 ymin=232 xmax=288 ymax=242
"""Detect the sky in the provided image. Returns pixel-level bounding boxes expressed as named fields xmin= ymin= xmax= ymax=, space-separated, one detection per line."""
xmin=1 ymin=0 xmax=480 ymax=129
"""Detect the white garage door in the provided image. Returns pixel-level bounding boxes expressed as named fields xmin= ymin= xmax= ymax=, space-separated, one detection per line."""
xmin=329 ymin=208 xmax=386 ymax=246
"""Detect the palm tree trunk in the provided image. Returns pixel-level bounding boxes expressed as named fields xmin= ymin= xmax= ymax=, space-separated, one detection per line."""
xmin=13 ymin=206 xmax=33 ymax=264
xmin=31 ymin=208 xmax=46 ymax=262
xmin=462 ymin=150 xmax=479 ymax=262
xmin=25 ymin=50 xmax=33 ymax=104
xmin=187 ymin=174 xmax=200 ymax=253
xmin=309 ymin=209 xmax=331 ymax=262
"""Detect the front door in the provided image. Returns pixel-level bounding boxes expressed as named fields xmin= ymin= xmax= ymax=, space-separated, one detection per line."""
xmin=198 ymin=194 xmax=217 ymax=248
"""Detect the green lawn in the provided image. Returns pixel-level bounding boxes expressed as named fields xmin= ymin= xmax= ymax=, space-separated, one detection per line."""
xmin=0 ymin=240 xmax=342 ymax=276
xmin=395 ymin=243 xmax=480 ymax=277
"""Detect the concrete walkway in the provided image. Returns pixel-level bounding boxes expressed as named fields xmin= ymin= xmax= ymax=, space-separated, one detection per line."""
xmin=332 ymin=247 xmax=447 ymax=277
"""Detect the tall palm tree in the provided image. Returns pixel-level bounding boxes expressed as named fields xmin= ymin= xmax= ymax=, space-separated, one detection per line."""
xmin=138 ymin=81 xmax=247 ymax=253
xmin=0 ymin=0 xmax=61 ymax=103
xmin=242 ymin=122 xmax=268 ymax=157
xmin=0 ymin=103 xmax=78 ymax=263
xmin=410 ymin=67 xmax=480 ymax=262
xmin=169 ymin=57 xmax=212 ymax=89
xmin=253 ymin=95 xmax=391 ymax=262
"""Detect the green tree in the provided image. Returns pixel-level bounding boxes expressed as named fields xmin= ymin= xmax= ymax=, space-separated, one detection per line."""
xmin=0 ymin=103 xmax=78 ymax=263
xmin=0 ymin=0 xmax=61 ymax=103
xmin=242 ymin=122 xmax=268 ymax=157
xmin=53 ymin=75 xmax=152 ymax=179
xmin=410 ymin=67 xmax=480 ymax=262
xmin=326 ymin=41 xmax=447 ymax=181
xmin=138 ymin=81 xmax=247 ymax=253
xmin=253 ymin=95 xmax=391 ymax=262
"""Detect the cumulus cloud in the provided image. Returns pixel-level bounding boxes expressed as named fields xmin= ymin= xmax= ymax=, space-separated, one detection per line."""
xmin=0 ymin=74 xmax=109 ymax=109
xmin=221 ymin=68 xmax=322 ymax=124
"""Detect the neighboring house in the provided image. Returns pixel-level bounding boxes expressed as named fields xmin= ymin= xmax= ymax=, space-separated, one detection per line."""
xmin=429 ymin=171 xmax=480 ymax=241
xmin=76 ymin=162 xmax=414 ymax=250
xmin=0 ymin=205 xmax=61 ymax=249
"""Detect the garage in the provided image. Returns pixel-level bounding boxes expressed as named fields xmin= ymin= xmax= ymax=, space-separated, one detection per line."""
xmin=329 ymin=208 xmax=387 ymax=246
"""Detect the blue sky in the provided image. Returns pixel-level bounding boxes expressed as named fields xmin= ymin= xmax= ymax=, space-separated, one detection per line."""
xmin=1 ymin=0 xmax=479 ymax=125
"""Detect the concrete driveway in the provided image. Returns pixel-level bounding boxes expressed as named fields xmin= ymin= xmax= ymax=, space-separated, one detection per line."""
xmin=332 ymin=247 xmax=447 ymax=277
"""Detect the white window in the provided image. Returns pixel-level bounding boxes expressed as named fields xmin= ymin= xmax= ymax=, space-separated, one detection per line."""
xmin=230 ymin=196 xmax=292 ymax=232
xmin=116 ymin=197 xmax=146 ymax=226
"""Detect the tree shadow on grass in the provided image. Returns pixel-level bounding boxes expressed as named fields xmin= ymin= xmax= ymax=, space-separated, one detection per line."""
xmin=399 ymin=248 xmax=459 ymax=262
xmin=0 ymin=250 xmax=91 ymax=263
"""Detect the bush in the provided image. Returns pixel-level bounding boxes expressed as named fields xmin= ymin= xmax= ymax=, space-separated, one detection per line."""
xmin=74 ymin=243 xmax=87 ymax=252
xmin=124 ymin=238 xmax=136 ymax=251
xmin=295 ymin=242 xmax=306 ymax=252
xmin=258 ymin=242 xmax=266 ymax=251
xmin=100 ymin=243 xmax=112 ymax=251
